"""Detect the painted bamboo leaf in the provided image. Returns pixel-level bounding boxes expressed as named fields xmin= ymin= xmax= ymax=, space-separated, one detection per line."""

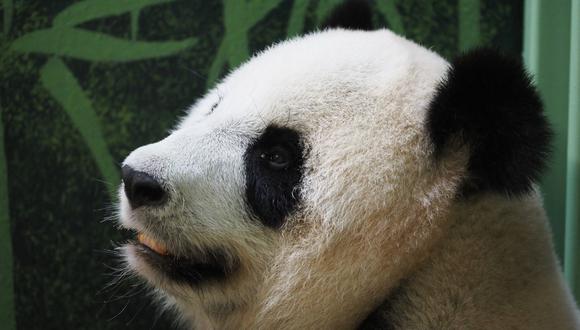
xmin=53 ymin=0 xmax=173 ymax=27
xmin=207 ymin=41 xmax=229 ymax=88
xmin=40 ymin=58 xmax=119 ymax=197
xmin=458 ymin=0 xmax=481 ymax=50
xmin=207 ymin=0 xmax=283 ymax=87
xmin=130 ymin=9 xmax=139 ymax=40
xmin=376 ymin=0 xmax=405 ymax=35
xmin=316 ymin=0 xmax=343 ymax=24
xmin=287 ymin=0 xmax=309 ymax=38
xmin=0 ymin=109 xmax=15 ymax=330
xmin=11 ymin=28 xmax=196 ymax=62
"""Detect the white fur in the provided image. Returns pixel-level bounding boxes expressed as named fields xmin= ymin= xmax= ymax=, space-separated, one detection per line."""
xmin=118 ymin=29 xmax=580 ymax=329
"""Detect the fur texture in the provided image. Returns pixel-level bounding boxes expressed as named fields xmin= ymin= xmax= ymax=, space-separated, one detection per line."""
xmin=427 ymin=48 xmax=552 ymax=197
xmin=362 ymin=192 xmax=579 ymax=329
xmin=116 ymin=28 xmax=580 ymax=329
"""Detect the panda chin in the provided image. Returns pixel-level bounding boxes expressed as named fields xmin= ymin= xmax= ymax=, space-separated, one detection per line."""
xmin=129 ymin=236 xmax=239 ymax=286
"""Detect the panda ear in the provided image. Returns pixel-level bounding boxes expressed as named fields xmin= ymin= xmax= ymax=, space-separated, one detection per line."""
xmin=427 ymin=48 xmax=552 ymax=197
xmin=321 ymin=0 xmax=374 ymax=31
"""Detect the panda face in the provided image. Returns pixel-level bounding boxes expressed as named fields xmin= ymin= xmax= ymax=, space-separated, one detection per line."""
xmin=118 ymin=29 xmax=460 ymax=323
xmin=117 ymin=29 xmax=476 ymax=327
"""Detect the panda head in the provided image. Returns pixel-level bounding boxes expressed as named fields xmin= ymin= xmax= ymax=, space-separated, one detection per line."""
xmin=117 ymin=22 xmax=550 ymax=329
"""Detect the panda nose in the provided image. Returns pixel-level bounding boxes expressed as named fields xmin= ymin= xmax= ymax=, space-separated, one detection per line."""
xmin=122 ymin=165 xmax=167 ymax=208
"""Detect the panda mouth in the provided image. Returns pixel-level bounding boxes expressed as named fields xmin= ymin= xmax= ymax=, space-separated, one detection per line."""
xmin=137 ymin=232 xmax=169 ymax=255
xmin=130 ymin=232 xmax=239 ymax=285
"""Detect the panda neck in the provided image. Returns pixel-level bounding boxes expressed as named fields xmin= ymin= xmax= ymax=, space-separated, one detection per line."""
xmin=363 ymin=192 xmax=575 ymax=329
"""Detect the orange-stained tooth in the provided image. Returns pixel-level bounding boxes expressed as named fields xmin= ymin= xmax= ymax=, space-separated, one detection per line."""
xmin=137 ymin=232 xmax=168 ymax=255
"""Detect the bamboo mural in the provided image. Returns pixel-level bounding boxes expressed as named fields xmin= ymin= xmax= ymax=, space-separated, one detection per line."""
xmin=0 ymin=1 xmax=540 ymax=329
xmin=10 ymin=0 xmax=199 ymax=198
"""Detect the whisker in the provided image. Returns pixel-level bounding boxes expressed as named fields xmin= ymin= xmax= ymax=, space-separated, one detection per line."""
xmin=108 ymin=297 xmax=131 ymax=322
xmin=181 ymin=66 xmax=207 ymax=82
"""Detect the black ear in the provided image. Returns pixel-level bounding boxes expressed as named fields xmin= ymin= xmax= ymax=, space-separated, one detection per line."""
xmin=427 ymin=48 xmax=552 ymax=197
xmin=321 ymin=0 xmax=373 ymax=31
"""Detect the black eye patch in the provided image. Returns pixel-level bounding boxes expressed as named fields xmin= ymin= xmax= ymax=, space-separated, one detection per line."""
xmin=244 ymin=125 xmax=305 ymax=228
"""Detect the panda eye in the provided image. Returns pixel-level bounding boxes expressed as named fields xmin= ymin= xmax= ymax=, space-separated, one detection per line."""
xmin=245 ymin=126 xmax=304 ymax=228
xmin=260 ymin=146 xmax=292 ymax=169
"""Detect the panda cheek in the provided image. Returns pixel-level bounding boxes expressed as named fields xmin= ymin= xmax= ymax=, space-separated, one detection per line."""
xmin=243 ymin=125 xmax=305 ymax=228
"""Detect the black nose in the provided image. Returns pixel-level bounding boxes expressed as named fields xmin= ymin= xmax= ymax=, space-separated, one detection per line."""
xmin=122 ymin=165 xmax=167 ymax=208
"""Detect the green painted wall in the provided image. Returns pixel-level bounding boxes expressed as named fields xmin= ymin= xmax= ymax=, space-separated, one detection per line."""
xmin=565 ymin=0 xmax=580 ymax=300
xmin=0 ymin=1 xmax=527 ymax=328
xmin=523 ymin=1 xmax=579 ymax=302
xmin=523 ymin=0 xmax=571 ymax=264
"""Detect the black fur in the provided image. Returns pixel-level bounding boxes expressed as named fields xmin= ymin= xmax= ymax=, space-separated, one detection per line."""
xmin=359 ymin=306 xmax=394 ymax=330
xmin=321 ymin=0 xmax=373 ymax=31
xmin=244 ymin=126 xmax=305 ymax=228
xmin=427 ymin=48 xmax=552 ymax=196
xmin=135 ymin=243 xmax=238 ymax=286
xmin=359 ymin=284 xmax=406 ymax=329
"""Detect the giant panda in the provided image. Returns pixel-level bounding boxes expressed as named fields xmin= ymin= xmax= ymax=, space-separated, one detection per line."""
xmin=115 ymin=3 xmax=580 ymax=329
